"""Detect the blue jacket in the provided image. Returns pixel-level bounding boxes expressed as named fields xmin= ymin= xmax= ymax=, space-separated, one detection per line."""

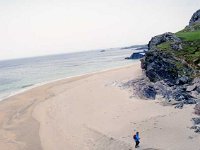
xmin=134 ymin=134 xmax=140 ymax=142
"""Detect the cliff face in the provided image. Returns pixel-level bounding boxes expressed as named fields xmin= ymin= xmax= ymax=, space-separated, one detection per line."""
xmin=143 ymin=9 xmax=200 ymax=82
xmin=189 ymin=9 xmax=200 ymax=26
xmin=131 ymin=9 xmax=200 ymax=106
xmin=142 ymin=9 xmax=200 ymax=83
xmin=127 ymin=9 xmax=200 ymax=133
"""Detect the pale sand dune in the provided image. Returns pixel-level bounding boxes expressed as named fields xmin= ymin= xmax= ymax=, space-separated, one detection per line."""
xmin=0 ymin=61 xmax=199 ymax=150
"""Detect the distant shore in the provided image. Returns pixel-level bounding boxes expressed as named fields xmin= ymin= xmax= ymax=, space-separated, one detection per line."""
xmin=0 ymin=61 xmax=199 ymax=150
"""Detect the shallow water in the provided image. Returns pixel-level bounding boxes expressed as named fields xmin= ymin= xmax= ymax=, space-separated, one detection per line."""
xmin=0 ymin=48 xmax=138 ymax=100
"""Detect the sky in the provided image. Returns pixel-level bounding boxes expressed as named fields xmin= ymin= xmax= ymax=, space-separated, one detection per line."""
xmin=0 ymin=0 xmax=200 ymax=60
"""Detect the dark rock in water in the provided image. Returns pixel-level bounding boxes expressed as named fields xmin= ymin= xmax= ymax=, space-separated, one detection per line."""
xmin=189 ymin=9 xmax=200 ymax=26
xmin=100 ymin=50 xmax=106 ymax=52
xmin=148 ymin=32 xmax=182 ymax=51
xmin=125 ymin=52 xmax=145 ymax=59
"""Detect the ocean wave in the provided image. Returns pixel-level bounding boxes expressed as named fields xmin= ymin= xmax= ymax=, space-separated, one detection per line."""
xmin=0 ymin=48 xmax=136 ymax=101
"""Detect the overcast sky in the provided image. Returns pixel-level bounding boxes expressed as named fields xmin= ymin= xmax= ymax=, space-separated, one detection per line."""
xmin=0 ymin=0 xmax=199 ymax=60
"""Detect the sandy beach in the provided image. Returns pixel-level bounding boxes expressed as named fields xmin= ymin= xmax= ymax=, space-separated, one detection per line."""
xmin=0 ymin=61 xmax=199 ymax=150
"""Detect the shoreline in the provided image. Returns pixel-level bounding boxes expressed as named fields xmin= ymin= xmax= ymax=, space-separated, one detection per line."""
xmin=0 ymin=61 xmax=199 ymax=150
xmin=0 ymin=61 xmax=137 ymax=102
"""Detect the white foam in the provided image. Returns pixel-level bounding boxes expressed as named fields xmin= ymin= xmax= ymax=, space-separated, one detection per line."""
xmin=0 ymin=61 xmax=138 ymax=102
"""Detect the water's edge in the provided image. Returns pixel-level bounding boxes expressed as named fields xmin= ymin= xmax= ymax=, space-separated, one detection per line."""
xmin=1 ymin=62 xmax=138 ymax=102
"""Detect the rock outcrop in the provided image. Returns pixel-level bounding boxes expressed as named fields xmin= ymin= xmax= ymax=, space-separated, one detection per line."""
xmin=127 ymin=10 xmax=200 ymax=109
xmin=194 ymin=103 xmax=200 ymax=116
xmin=148 ymin=32 xmax=182 ymax=51
xmin=139 ymin=32 xmax=198 ymax=105
xmin=125 ymin=78 xmax=156 ymax=100
xmin=189 ymin=9 xmax=200 ymax=26
xmin=191 ymin=103 xmax=200 ymax=133
xmin=125 ymin=9 xmax=200 ymax=134
xmin=125 ymin=45 xmax=147 ymax=60
xmin=191 ymin=115 xmax=200 ymax=133
xmin=125 ymin=52 xmax=145 ymax=59
xmin=142 ymin=32 xmax=193 ymax=84
xmin=127 ymin=77 xmax=197 ymax=105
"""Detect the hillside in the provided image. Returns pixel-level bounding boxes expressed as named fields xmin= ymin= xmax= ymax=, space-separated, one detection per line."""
xmin=157 ymin=22 xmax=200 ymax=71
xmin=130 ymin=9 xmax=200 ymax=107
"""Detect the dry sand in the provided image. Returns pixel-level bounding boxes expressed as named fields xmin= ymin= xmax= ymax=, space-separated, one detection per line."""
xmin=0 ymin=61 xmax=199 ymax=150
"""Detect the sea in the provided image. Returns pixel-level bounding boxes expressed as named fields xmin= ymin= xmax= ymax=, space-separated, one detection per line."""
xmin=0 ymin=47 xmax=142 ymax=101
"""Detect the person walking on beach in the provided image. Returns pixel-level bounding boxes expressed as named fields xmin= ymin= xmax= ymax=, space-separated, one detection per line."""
xmin=133 ymin=132 xmax=140 ymax=148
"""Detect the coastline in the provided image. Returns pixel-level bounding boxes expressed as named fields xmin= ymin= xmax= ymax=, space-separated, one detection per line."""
xmin=0 ymin=61 xmax=136 ymax=102
xmin=0 ymin=61 xmax=199 ymax=150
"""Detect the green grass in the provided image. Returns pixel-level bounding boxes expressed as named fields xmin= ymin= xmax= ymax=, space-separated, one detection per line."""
xmin=176 ymin=30 xmax=200 ymax=41
xmin=156 ymin=42 xmax=171 ymax=51
xmin=174 ymin=35 xmax=200 ymax=68
xmin=180 ymin=23 xmax=200 ymax=32
xmin=156 ymin=23 xmax=200 ymax=69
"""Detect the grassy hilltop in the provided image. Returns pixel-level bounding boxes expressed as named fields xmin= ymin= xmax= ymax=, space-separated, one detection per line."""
xmin=136 ymin=10 xmax=200 ymax=105
xmin=157 ymin=22 xmax=200 ymax=72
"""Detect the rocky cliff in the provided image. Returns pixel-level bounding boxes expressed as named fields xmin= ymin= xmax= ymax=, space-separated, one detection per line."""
xmin=189 ymin=9 xmax=200 ymax=26
xmin=129 ymin=9 xmax=200 ymax=108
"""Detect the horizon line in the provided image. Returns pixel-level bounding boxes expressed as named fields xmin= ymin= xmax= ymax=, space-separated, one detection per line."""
xmin=0 ymin=43 xmax=147 ymax=62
